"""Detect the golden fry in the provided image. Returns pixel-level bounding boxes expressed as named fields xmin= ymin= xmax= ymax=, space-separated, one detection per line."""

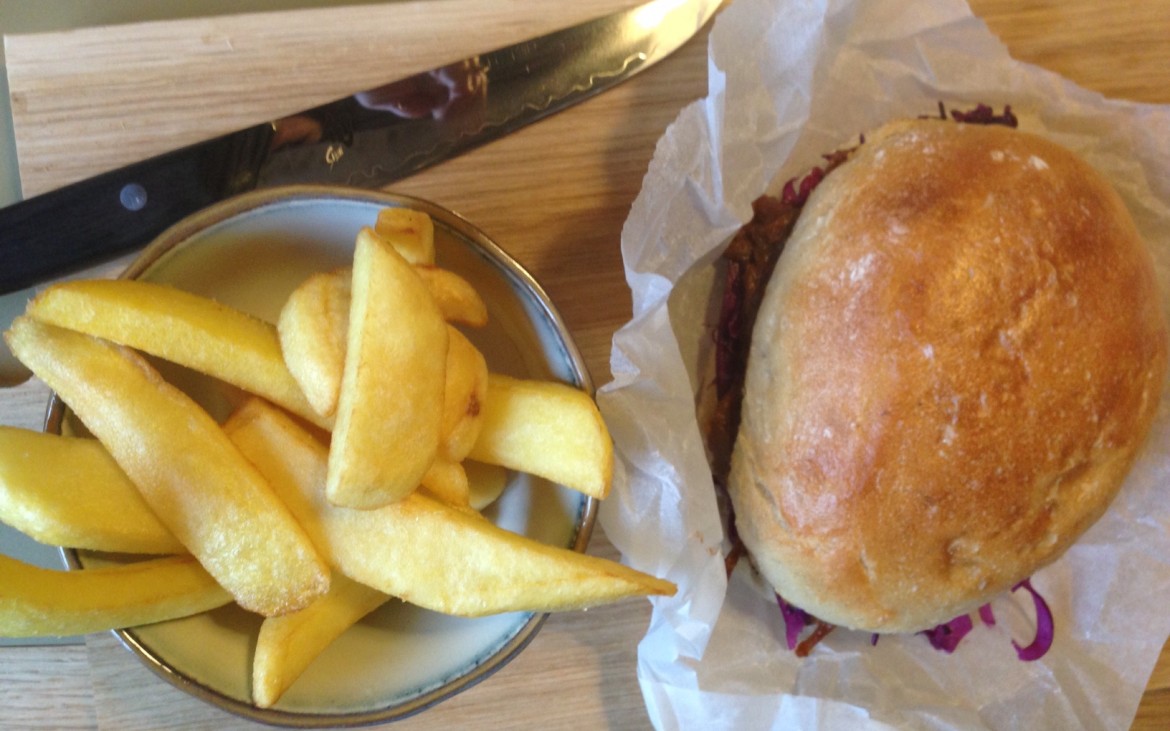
xmin=0 ymin=428 xmax=181 ymax=554
xmin=464 ymin=460 xmax=509 ymax=512
xmin=226 ymin=399 xmax=675 ymax=616
xmin=0 ymin=554 xmax=230 ymax=638
xmin=277 ymin=269 xmax=351 ymax=418
xmin=419 ymin=459 xmax=470 ymax=509
xmin=24 ymin=279 xmax=329 ymax=428
xmin=373 ymin=208 xmax=435 ymax=265
xmin=279 ymin=268 xmax=489 ymax=455
xmin=439 ymin=327 xmax=488 ymax=462
xmin=4 ymin=317 xmax=330 ymax=616
xmin=277 ymin=248 xmax=487 ymax=425
xmin=414 ymin=266 xmax=489 ymax=327
xmin=468 ymin=374 xmax=614 ymax=499
xmin=327 ymin=229 xmax=448 ymax=509
xmin=253 ymin=573 xmax=389 ymax=708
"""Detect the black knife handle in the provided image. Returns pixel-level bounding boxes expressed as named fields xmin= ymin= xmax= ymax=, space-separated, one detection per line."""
xmin=0 ymin=125 xmax=272 ymax=295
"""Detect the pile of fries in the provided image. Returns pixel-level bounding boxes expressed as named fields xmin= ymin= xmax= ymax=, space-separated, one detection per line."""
xmin=0 ymin=207 xmax=674 ymax=708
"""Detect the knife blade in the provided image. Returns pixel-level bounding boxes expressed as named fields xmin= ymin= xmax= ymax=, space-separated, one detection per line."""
xmin=0 ymin=0 xmax=718 ymax=295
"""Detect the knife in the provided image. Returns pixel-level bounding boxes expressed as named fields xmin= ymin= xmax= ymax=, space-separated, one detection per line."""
xmin=0 ymin=0 xmax=718 ymax=295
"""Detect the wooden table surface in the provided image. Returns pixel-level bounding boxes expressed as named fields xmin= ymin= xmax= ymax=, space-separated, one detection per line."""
xmin=1 ymin=0 xmax=1168 ymax=728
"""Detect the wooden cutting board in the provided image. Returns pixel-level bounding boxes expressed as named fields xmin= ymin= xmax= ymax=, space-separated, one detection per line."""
xmin=4 ymin=0 xmax=639 ymax=197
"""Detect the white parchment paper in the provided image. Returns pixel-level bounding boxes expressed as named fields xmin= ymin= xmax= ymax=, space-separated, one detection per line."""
xmin=596 ymin=0 xmax=1170 ymax=729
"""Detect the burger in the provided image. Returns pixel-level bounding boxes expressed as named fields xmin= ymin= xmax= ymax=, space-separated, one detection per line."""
xmin=707 ymin=108 xmax=1168 ymax=648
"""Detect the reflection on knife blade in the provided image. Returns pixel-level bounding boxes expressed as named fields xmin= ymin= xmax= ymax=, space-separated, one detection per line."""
xmin=258 ymin=56 xmax=491 ymax=189
xmin=0 ymin=0 xmax=719 ymax=295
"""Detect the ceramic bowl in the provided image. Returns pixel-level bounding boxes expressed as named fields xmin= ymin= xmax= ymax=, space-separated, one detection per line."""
xmin=47 ymin=186 xmax=596 ymax=726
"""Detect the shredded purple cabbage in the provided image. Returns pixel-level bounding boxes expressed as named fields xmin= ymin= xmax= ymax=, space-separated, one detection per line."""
xmin=916 ymin=581 xmax=1053 ymax=658
xmin=1011 ymin=579 xmax=1055 ymax=661
xmin=776 ymin=594 xmax=809 ymax=650
xmin=921 ymin=614 xmax=975 ymax=653
xmin=775 ymin=578 xmax=1052 ymax=660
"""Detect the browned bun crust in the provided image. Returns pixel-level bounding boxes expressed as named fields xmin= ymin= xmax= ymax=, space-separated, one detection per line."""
xmin=727 ymin=119 xmax=1168 ymax=633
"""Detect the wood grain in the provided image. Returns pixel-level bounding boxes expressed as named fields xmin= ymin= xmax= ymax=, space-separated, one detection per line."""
xmin=973 ymin=0 xmax=1170 ymax=105
xmin=0 ymin=645 xmax=96 ymax=729
xmin=4 ymin=0 xmax=639 ymax=197
xmin=1 ymin=1 xmax=1168 ymax=729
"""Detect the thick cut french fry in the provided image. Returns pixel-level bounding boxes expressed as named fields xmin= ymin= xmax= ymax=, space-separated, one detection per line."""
xmin=468 ymin=374 xmax=614 ymax=499
xmin=327 ymin=230 xmax=448 ymax=509
xmin=373 ymin=208 xmax=435 ymax=265
xmin=440 ymin=327 xmax=488 ymax=462
xmin=284 ymin=266 xmax=486 ymax=337
xmin=413 ymin=266 xmax=489 ymax=327
xmin=277 ymin=269 xmax=351 ymax=419
xmin=0 ymin=554 xmax=230 ymax=638
xmin=0 ymin=428 xmax=181 ymax=554
xmin=419 ymin=459 xmax=470 ymax=508
xmin=253 ymin=573 xmax=389 ymax=708
xmin=279 ymin=266 xmax=490 ymax=442
xmin=464 ymin=461 xmax=509 ymax=512
xmin=226 ymin=399 xmax=675 ymax=616
xmin=24 ymin=279 xmax=329 ymax=429
xmin=4 ymin=317 xmax=330 ymax=616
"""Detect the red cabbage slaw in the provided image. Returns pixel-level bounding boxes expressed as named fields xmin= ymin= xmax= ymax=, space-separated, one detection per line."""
xmin=776 ymin=579 xmax=1054 ymax=660
xmin=909 ymin=578 xmax=1054 ymax=659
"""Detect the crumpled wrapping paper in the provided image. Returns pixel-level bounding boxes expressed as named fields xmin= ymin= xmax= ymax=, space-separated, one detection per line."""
xmin=595 ymin=0 xmax=1170 ymax=728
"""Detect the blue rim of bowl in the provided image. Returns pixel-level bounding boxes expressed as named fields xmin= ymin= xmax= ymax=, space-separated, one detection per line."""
xmin=46 ymin=185 xmax=598 ymax=727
